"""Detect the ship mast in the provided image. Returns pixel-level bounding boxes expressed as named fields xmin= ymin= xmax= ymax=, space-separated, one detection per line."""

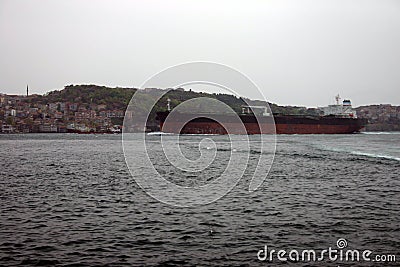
xmin=335 ymin=94 xmax=341 ymax=105
xmin=167 ymin=98 xmax=171 ymax=111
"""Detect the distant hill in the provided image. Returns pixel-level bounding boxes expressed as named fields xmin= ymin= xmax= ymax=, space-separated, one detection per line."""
xmin=356 ymin=105 xmax=400 ymax=131
xmin=33 ymin=84 xmax=137 ymax=110
xmin=32 ymin=84 xmax=321 ymax=114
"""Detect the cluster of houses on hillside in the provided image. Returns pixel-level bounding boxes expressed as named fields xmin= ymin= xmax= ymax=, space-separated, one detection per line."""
xmin=0 ymin=93 xmax=126 ymax=133
xmin=356 ymin=104 xmax=400 ymax=131
xmin=357 ymin=104 xmax=400 ymax=121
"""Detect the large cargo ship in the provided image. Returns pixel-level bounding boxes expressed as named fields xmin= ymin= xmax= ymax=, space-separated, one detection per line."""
xmin=155 ymin=96 xmax=368 ymax=134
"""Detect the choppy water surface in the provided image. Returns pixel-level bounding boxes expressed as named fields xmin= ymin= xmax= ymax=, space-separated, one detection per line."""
xmin=0 ymin=133 xmax=399 ymax=266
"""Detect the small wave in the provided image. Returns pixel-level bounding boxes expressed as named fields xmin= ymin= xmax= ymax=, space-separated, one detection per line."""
xmin=361 ymin=131 xmax=400 ymax=135
xmin=351 ymin=151 xmax=400 ymax=161
xmin=20 ymin=258 xmax=60 ymax=266
xmin=32 ymin=245 xmax=57 ymax=252
xmin=147 ymin=132 xmax=175 ymax=136
xmin=156 ymin=259 xmax=189 ymax=266
xmin=199 ymin=221 xmax=225 ymax=227
xmin=313 ymin=145 xmax=400 ymax=162
xmin=178 ymin=234 xmax=195 ymax=240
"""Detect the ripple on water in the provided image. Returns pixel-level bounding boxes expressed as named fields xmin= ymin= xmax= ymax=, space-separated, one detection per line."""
xmin=0 ymin=134 xmax=399 ymax=266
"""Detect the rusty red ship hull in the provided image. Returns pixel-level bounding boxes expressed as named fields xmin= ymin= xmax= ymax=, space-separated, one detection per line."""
xmin=155 ymin=111 xmax=367 ymax=134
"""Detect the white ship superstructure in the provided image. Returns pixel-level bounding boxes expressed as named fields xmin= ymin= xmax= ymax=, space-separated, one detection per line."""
xmin=319 ymin=95 xmax=357 ymax=118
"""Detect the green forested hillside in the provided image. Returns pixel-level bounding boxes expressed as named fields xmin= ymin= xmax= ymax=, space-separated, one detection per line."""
xmin=26 ymin=84 xmax=318 ymax=116
xmin=43 ymin=85 xmax=136 ymax=109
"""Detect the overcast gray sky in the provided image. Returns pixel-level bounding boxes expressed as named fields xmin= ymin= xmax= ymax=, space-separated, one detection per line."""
xmin=0 ymin=0 xmax=399 ymax=107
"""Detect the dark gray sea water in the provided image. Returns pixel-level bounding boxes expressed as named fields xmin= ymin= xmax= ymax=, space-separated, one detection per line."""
xmin=0 ymin=133 xmax=399 ymax=266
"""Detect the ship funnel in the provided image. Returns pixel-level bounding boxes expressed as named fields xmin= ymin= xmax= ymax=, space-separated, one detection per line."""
xmin=343 ymin=99 xmax=351 ymax=106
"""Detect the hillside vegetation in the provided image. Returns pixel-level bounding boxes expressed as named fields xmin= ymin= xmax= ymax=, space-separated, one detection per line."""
xmin=31 ymin=84 xmax=319 ymax=115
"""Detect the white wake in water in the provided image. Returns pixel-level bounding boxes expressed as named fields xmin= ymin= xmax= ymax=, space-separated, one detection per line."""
xmin=350 ymin=151 xmax=400 ymax=161
xmin=311 ymin=140 xmax=400 ymax=162
xmin=361 ymin=131 xmax=400 ymax=135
